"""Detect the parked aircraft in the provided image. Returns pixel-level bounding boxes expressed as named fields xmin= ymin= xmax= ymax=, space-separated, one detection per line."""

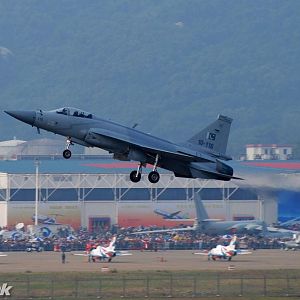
xmin=193 ymin=193 xmax=266 ymax=234
xmin=73 ymin=236 xmax=132 ymax=262
xmin=280 ymin=234 xmax=300 ymax=250
xmin=0 ymin=223 xmax=27 ymax=240
xmin=194 ymin=235 xmax=252 ymax=261
xmin=133 ymin=194 xmax=266 ymax=235
xmin=278 ymin=217 xmax=300 ymax=229
xmin=0 ymin=229 xmax=25 ymax=240
xmin=5 ymin=108 xmax=241 ymax=183
xmin=31 ymin=214 xmax=62 ymax=225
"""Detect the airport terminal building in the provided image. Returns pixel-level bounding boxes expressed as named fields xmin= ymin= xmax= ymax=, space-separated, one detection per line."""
xmin=0 ymin=157 xmax=278 ymax=231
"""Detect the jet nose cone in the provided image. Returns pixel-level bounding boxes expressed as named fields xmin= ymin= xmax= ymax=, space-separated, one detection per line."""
xmin=4 ymin=110 xmax=36 ymax=125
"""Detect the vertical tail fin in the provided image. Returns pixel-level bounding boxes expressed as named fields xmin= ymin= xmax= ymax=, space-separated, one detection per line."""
xmin=194 ymin=193 xmax=209 ymax=221
xmin=229 ymin=235 xmax=237 ymax=247
xmin=186 ymin=115 xmax=232 ymax=157
xmin=108 ymin=236 xmax=116 ymax=250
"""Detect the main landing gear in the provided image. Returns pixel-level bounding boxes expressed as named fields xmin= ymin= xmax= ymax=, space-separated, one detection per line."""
xmin=63 ymin=137 xmax=73 ymax=159
xmin=129 ymin=154 xmax=160 ymax=184
xmin=130 ymin=163 xmax=142 ymax=183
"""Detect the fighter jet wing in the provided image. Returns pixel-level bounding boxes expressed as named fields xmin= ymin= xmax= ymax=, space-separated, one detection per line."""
xmin=236 ymin=250 xmax=252 ymax=255
xmin=115 ymin=251 xmax=132 ymax=256
xmin=228 ymin=224 xmax=248 ymax=231
xmin=87 ymin=128 xmax=214 ymax=163
xmin=131 ymin=226 xmax=196 ymax=235
xmin=244 ymin=224 xmax=263 ymax=231
xmin=169 ymin=211 xmax=181 ymax=218
xmin=193 ymin=251 xmax=209 ymax=255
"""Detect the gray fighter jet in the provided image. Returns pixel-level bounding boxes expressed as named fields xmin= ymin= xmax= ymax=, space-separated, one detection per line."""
xmin=4 ymin=107 xmax=239 ymax=183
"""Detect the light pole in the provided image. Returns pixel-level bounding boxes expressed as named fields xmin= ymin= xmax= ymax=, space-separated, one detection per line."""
xmin=34 ymin=159 xmax=40 ymax=226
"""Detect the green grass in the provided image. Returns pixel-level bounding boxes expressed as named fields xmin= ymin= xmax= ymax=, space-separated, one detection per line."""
xmin=1 ymin=270 xmax=300 ymax=299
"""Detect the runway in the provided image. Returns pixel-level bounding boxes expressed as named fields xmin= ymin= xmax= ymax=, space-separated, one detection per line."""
xmin=1 ymin=249 xmax=300 ymax=273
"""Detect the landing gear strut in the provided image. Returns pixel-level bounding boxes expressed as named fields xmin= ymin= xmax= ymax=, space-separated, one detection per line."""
xmin=148 ymin=154 xmax=160 ymax=183
xmin=63 ymin=137 xmax=73 ymax=159
xmin=129 ymin=163 xmax=142 ymax=183
xmin=129 ymin=154 xmax=161 ymax=183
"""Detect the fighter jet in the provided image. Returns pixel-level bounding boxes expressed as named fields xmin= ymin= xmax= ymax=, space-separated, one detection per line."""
xmin=4 ymin=107 xmax=239 ymax=183
xmin=194 ymin=235 xmax=252 ymax=261
xmin=280 ymin=234 xmax=300 ymax=250
xmin=73 ymin=236 xmax=132 ymax=262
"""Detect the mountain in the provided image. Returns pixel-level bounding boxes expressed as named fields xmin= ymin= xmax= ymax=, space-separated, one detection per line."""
xmin=0 ymin=1 xmax=300 ymax=157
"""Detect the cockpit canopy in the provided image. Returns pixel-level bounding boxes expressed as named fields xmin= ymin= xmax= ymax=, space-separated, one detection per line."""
xmin=54 ymin=107 xmax=93 ymax=119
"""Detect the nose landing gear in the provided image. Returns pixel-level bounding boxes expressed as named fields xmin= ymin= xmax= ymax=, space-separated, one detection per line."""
xmin=63 ymin=137 xmax=73 ymax=159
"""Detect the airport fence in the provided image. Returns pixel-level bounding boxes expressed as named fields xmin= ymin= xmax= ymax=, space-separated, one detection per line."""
xmin=3 ymin=273 xmax=300 ymax=299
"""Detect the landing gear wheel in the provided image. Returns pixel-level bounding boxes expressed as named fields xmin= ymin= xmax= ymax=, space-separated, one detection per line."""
xmin=130 ymin=170 xmax=141 ymax=183
xmin=63 ymin=149 xmax=72 ymax=159
xmin=148 ymin=171 xmax=160 ymax=183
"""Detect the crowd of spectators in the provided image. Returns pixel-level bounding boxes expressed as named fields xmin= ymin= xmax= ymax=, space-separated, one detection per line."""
xmin=0 ymin=224 xmax=295 ymax=253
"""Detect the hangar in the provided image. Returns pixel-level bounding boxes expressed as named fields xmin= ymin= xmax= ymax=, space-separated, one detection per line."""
xmin=0 ymin=157 xmax=278 ymax=231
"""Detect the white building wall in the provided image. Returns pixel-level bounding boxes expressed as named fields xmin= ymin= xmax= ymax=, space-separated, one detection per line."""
xmin=227 ymin=200 xmax=261 ymax=220
xmin=0 ymin=202 xmax=7 ymax=228
xmin=259 ymin=198 xmax=277 ymax=225
xmin=246 ymin=144 xmax=293 ymax=160
xmin=0 ymin=173 xmax=8 ymax=190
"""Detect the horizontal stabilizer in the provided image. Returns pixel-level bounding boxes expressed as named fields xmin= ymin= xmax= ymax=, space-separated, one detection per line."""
xmin=237 ymin=250 xmax=252 ymax=255
xmin=193 ymin=251 xmax=209 ymax=255
xmin=115 ymin=251 xmax=132 ymax=256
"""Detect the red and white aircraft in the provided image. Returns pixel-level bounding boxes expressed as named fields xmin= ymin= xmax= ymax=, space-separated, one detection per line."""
xmin=74 ymin=236 xmax=132 ymax=262
xmin=194 ymin=235 xmax=252 ymax=261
